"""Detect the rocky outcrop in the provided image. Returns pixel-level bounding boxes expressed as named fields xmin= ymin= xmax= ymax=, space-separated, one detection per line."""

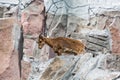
xmin=44 ymin=0 xmax=120 ymax=55
xmin=0 ymin=18 xmax=21 ymax=80
xmin=20 ymin=0 xmax=46 ymax=79
xmin=1 ymin=0 xmax=120 ymax=80
xmin=21 ymin=60 xmax=31 ymax=80
xmin=44 ymin=0 xmax=112 ymax=54
xmin=26 ymin=1 xmax=120 ymax=79
xmin=100 ymin=11 xmax=120 ymax=54
xmin=26 ymin=53 xmax=120 ymax=80
xmin=21 ymin=0 xmax=45 ymax=57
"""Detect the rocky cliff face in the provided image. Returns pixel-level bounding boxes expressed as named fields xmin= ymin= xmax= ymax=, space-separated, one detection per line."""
xmin=0 ymin=0 xmax=120 ymax=80
xmin=45 ymin=0 xmax=120 ymax=54
xmin=20 ymin=0 xmax=45 ymax=79
xmin=36 ymin=0 xmax=120 ymax=80
xmin=38 ymin=53 xmax=120 ymax=80
xmin=22 ymin=53 xmax=120 ymax=80
xmin=0 ymin=18 xmax=21 ymax=80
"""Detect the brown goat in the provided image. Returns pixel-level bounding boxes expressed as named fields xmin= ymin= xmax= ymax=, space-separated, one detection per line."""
xmin=37 ymin=35 xmax=85 ymax=56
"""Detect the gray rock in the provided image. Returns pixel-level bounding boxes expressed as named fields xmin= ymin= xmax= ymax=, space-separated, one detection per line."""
xmin=36 ymin=53 xmax=120 ymax=80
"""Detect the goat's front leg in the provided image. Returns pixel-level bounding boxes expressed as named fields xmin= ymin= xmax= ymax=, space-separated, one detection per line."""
xmin=53 ymin=47 xmax=58 ymax=53
xmin=57 ymin=52 xmax=61 ymax=56
xmin=57 ymin=49 xmax=62 ymax=56
xmin=53 ymin=47 xmax=60 ymax=56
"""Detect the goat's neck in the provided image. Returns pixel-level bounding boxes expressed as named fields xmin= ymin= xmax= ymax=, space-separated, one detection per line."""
xmin=44 ymin=37 xmax=54 ymax=48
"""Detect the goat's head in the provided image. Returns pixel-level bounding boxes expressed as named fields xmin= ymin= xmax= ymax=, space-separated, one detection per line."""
xmin=37 ymin=35 xmax=45 ymax=49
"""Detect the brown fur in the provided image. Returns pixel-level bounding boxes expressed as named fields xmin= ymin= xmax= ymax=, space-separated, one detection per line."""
xmin=37 ymin=35 xmax=85 ymax=56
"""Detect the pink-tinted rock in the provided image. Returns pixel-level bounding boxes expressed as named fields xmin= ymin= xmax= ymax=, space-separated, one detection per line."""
xmin=21 ymin=0 xmax=45 ymax=36
xmin=21 ymin=61 xmax=31 ymax=80
xmin=24 ymin=39 xmax=35 ymax=56
xmin=104 ymin=13 xmax=120 ymax=54
xmin=97 ymin=11 xmax=120 ymax=54
xmin=21 ymin=0 xmax=45 ymax=79
xmin=110 ymin=27 xmax=120 ymax=54
xmin=0 ymin=51 xmax=20 ymax=80
xmin=21 ymin=0 xmax=45 ymax=56
xmin=0 ymin=18 xmax=20 ymax=80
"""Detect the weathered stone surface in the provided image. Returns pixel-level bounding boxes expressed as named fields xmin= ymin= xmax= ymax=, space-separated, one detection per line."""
xmin=36 ymin=1 xmax=120 ymax=80
xmin=21 ymin=60 xmax=31 ymax=80
xmin=0 ymin=18 xmax=20 ymax=80
xmin=110 ymin=27 xmax=120 ymax=54
xmin=38 ymin=53 xmax=120 ymax=80
xmin=45 ymin=0 xmax=120 ymax=55
xmin=86 ymin=68 xmax=120 ymax=80
xmin=71 ymin=29 xmax=112 ymax=54
xmin=21 ymin=0 xmax=44 ymax=36
xmin=106 ymin=54 xmax=120 ymax=71
xmin=0 ymin=7 xmax=4 ymax=18
xmin=3 ymin=6 xmax=17 ymax=18
xmin=46 ymin=14 xmax=67 ymax=37
xmin=0 ymin=51 xmax=20 ymax=80
xmin=40 ymin=55 xmax=79 ymax=80
xmin=20 ymin=0 xmax=46 ymax=80
xmin=99 ymin=11 xmax=120 ymax=54
xmin=21 ymin=0 xmax=45 ymax=57
xmin=45 ymin=1 xmax=113 ymax=55
xmin=17 ymin=0 xmax=120 ymax=80
xmin=24 ymin=39 xmax=35 ymax=56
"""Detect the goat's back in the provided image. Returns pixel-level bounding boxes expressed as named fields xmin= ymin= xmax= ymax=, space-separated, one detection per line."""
xmin=50 ymin=37 xmax=85 ymax=53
